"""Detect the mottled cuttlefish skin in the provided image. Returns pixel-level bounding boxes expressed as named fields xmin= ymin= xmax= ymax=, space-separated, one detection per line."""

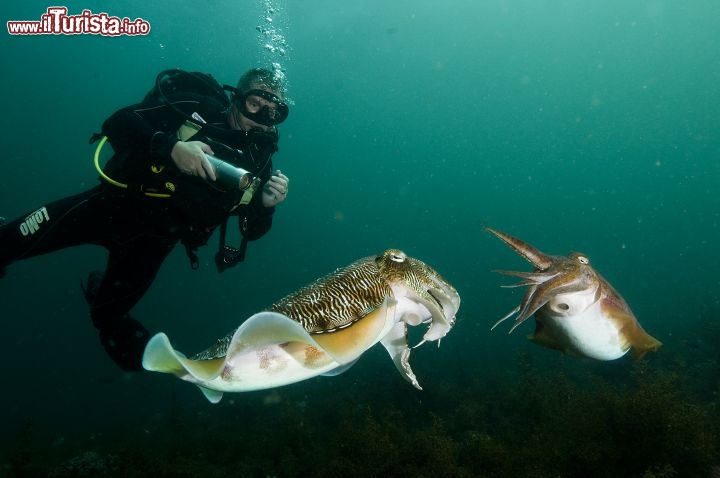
xmin=487 ymin=227 xmax=661 ymax=361
xmin=272 ymin=255 xmax=396 ymax=334
xmin=143 ymin=249 xmax=460 ymax=402
xmin=194 ymin=249 xmax=459 ymax=360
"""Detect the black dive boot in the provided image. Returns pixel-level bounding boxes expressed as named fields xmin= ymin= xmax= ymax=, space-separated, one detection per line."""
xmin=98 ymin=316 xmax=151 ymax=372
xmin=83 ymin=270 xmax=151 ymax=371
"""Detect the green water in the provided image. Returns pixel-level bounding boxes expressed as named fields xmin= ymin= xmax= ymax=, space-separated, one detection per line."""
xmin=1 ymin=1 xmax=718 ymax=476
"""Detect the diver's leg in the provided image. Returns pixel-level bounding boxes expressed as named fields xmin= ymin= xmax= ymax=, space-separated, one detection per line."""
xmin=1 ymin=186 xmax=180 ymax=371
xmin=0 ymin=186 xmax=108 ymax=277
xmin=85 ymin=234 xmax=177 ymax=371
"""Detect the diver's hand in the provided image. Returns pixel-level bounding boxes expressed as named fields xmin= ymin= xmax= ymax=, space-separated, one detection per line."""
xmin=262 ymin=170 xmax=289 ymax=207
xmin=171 ymin=141 xmax=217 ymax=181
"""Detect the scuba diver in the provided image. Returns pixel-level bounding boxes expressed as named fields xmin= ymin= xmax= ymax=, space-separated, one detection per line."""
xmin=0 ymin=67 xmax=290 ymax=371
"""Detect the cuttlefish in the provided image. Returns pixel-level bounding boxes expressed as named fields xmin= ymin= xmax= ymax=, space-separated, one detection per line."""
xmin=487 ymin=227 xmax=661 ymax=360
xmin=143 ymin=249 xmax=460 ymax=403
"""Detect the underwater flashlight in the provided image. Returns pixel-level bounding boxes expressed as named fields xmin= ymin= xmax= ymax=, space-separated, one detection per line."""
xmin=205 ymin=155 xmax=254 ymax=191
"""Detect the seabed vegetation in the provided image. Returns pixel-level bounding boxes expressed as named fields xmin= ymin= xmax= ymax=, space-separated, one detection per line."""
xmin=2 ymin=314 xmax=718 ymax=478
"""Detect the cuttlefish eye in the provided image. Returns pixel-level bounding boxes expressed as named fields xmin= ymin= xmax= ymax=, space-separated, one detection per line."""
xmin=550 ymin=302 xmax=570 ymax=314
xmin=577 ymin=255 xmax=590 ymax=265
xmin=389 ymin=251 xmax=407 ymax=263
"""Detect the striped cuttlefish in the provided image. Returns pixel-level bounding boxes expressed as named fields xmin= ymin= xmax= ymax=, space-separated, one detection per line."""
xmin=143 ymin=249 xmax=460 ymax=403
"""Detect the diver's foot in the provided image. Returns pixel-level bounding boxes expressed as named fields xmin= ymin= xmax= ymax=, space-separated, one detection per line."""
xmin=82 ymin=270 xmax=105 ymax=304
xmin=98 ymin=316 xmax=151 ymax=372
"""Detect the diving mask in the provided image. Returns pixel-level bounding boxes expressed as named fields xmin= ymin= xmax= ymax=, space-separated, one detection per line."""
xmin=235 ymin=89 xmax=289 ymax=126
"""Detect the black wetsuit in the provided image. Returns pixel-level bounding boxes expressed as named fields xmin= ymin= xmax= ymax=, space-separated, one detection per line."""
xmin=0 ymin=78 xmax=279 ymax=371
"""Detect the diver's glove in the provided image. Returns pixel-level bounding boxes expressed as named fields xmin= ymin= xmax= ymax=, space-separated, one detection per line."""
xmin=262 ymin=170 xmax=289 ymax=207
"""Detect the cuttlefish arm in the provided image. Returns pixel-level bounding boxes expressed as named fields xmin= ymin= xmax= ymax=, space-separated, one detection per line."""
xmin=487 ymin=227 xmax=596 ymax=331
xmin=377 ymin=252 xmax=461 ymax=389
xmin=380 ymin=322 xmax=419 ymax=389
xmin=491 ymin=269 xmax=597 ymax=332
xmin=380 ymin=252 xmax=460 ymax=345
xmin=486 ymin=227 xmax=662 ymax=360
xmin=486 ymin=227 xmax=554 ymax=270
xmin=486 ymin=227 xmax=557 ymax=331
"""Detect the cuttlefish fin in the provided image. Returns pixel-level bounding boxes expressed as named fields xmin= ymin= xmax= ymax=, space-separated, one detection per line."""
xmin=226 ymin=298 xmax=396 ymax=368
xmin=198 ymin=386 xmax=224 ymax=404
xmin=601 ymin=300 xmax=662 ymax=360
xmin=312 ymin=296 xmax=398 ymax=365
xmin=143 ymin=333 xmax=225 ymax=382
xmin=321 ymin=358 xmax=360 ymax=376
xmin=380 ymin=321 xmax=421 ymax=390
xmin=226 ymin=311 xmax=321 ymax=359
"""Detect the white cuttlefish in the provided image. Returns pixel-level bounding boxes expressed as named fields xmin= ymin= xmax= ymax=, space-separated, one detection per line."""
xmin=487 ymin=227 xmax=661 ymax=360
xmin=143 ymin=249 xmax=461 ymax=403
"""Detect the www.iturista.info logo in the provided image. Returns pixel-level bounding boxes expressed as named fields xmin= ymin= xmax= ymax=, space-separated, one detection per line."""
xmin=7 ymin=7 xmax=151 ymax=36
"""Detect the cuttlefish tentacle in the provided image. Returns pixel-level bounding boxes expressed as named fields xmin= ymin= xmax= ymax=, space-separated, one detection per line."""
xmin=490 ymin=305 xmax=520 ymax=331
xmin=379 ymin=321 xmax=420 ymax=389
xmin=492 ymin=268 xmax=588 ymax=333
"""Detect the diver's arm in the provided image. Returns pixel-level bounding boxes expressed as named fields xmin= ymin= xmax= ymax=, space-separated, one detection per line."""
xmin=101 ymin=105 xmax=181 ymax=166
xmin=170 ymin=140 xmax=217 ymax=181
